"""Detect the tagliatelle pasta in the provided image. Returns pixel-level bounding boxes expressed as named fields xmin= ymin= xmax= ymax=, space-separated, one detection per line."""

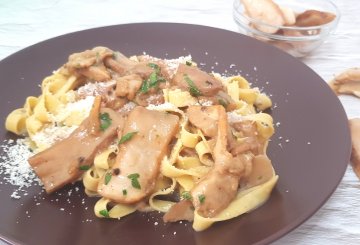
xmin=5 ymin=46 xmax=278 ymax=231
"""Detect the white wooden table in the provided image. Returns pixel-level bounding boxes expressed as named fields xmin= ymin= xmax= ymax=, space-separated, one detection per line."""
xmin=1 ymin=0 xmax=359 ymax=244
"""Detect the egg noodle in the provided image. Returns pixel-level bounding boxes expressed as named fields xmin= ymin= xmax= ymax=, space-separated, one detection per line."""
xmin=5 ymin=47 xmax=278 ymax=231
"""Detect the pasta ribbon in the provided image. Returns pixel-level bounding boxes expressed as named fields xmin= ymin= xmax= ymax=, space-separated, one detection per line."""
xmin=180 ymin=128 xmax=200 ymax=148
xmin=94 ymin=197 xmax=136 ymax=219
xmin=94 ymin=147 xmax=117 ymax=170
xmin=193 ymin=175 xmax=279 ymax=231
xmin=164 ymin=88 xmax=197 ymax=107
xmin=5 ymin=108 xmax=27 ymax=135
xmin=149 ymin=178 xmax=177 ymax=212
xmin=244 ymin=113 xmax=274 ymax=139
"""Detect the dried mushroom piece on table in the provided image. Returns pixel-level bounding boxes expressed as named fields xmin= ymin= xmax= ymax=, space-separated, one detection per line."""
xmin=349 ymin=119 xmax=360 ymax=179
xmin=329 ymin=67 xmax=360 ymax=98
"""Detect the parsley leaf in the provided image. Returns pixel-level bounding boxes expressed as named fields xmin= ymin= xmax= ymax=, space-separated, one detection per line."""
xmin=122 ymin=189 xmax=127 ymax=196
xmin=99 ymin=112 xmax=112 ymax=131
xmin=181 ymin=191 xmax=192 ymax=201
xmin=148 ymin=63 xmax=160 ymax=71
xmin=185 ymin=61 xmax=192 ymax=66
xmin=139 ymin=80 xmax=150 ymax=93
xmin=99 ymin=209 xmax=110 ymax=218
xmin=128 ymin=173 xmax=141 ymax=189
xmin=79 ymin=165 xmax=90 ymax=171
xmin=139 ymin=63 xmax=165 ymax=94
xmin=118 ymin=131 xmax=138 ymax=145
xmin=104 ymin=172 xmax=112 ymax=185
xmin=198 ymin=194 xmax=206 ymax=204
xmin=184 ymin=74 xmax=202 ymax=97
xmin=148 ymin=72 xmax=158 ymax=87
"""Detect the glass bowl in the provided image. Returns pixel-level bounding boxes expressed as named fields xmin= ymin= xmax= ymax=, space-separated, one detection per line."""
xmin=233 ymin=0 xmax=340 ymax=57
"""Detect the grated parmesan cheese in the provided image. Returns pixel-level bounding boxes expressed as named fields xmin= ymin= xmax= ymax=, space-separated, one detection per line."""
xmin=227 ymin=111 xmax=244 ymax=123
xmin=32 ymin=125 xmax=77 ymax=151
xmin=0 ymin=139 xmax=41 ymax=199
xmin=164 ymin=55 xmax=192 ymax=75
xmin=147 ymin=102 xmax=176 ymax=110
xmin=51 ymin=96 xmax=95 ymax=123
xmin=119 ymin=102 xmax=137 ymax=114
xmin=198 ymin=99 xmax=213 ymax=106
xmin=141 ymin=54 xmax=192 ymax=78
xmin=76 ymin=80 xmax=116 ymax=97
xmin=32 ymin=96 xmax=95 ymax=150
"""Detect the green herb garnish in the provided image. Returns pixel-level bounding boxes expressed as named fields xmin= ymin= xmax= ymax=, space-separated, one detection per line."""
xmin=181 ymin=191 xmax=192 ymax=201
xmin=122 ymin=189 xmax=127 ymax=196
xmin=185 ymin=61 xmax=192 ymax=66
xmin=184 ymin=74 xmax=202 ymax=97
xmin=79 ymin=165 xmax=90 ymax=171
xmin=99 ymin=112 xmax=112 ymax=131
xmin=139 ymin=63 xmax=165 ymax=94
xmin=198 ymin=194 xmax=206 ymax=204
xmin=148 ymin=72 xmax=158 ymax=87
xmin=118 ymin=131 xmax=138 ymax=145
xmin=148 ymin=63 xmax=160 ymax=70
xmin=99 ymin=209 xmax=110 ymax=218
xmin=104 ymin=172 xmax=112 ymax=185
xmin=139 ymin=79 xmax=150 ymax=93
xmin=128 ymin=173 xmax=141 ymax=189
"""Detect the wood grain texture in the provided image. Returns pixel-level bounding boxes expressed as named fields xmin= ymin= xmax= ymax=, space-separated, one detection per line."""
xmin=0 ymin=0 xmax=359 ymax=244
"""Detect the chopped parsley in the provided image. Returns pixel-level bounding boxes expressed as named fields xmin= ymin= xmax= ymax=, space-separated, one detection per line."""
xmin=185 ymin=61 xmax=192 ymax=66
xmin=139 ymin=63 xmax=166 ymax=94
xmin=118 ymin=131 xmax=138 ymax=145
xmin=122 ymin=189 xmax=127 ymax=196
xmin=184 ymin=74 xmax=202 ymax=97
xmin=198 ymin=194 xmax=206 ymax=204
xmin=79 ymin=165 xmax=90 ymax=171
xmin=128 ymin=173 xmax=141 ymax=189
xmin=104 ymin=172 xmax=112 ymax=185
xmin=139 ymin=80 xmax=150 ymax=93
xmin=99 ymin=112 xmax=112 ymax=131
xmin=181 ymin=191 xmax=192 ymax=201
xmin=99 ymin=209 xmax=110 ymax=218
xmin=148 ymin=63 xmax=160 ymax=70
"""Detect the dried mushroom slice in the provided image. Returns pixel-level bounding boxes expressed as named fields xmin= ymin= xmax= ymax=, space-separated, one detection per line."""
xmin=329 ymin=68 xmax=360 ymax=98
xmin=349 ymin=118 xmax=360 ymax=180
xmin=295 ymin=10 xmax=336 ymax=27
xmin=241 ymin=0 xmax=285 ymax=34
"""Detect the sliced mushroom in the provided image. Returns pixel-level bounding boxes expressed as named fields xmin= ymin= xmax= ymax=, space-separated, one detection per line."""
xmin=172 ymin=64 xmax=223 ymax=97
xmin=329 ymin=68 xmax=360 ymax=98
xmin=97 ymin=107 xmax=180 ymax=204
xmin=28 ymin=97 xmax=125 ymax=193
xmin=349 ymin=118 xmax=360 ymax=179
xmin=115 ymin=74 xmax=143 ymax=100
xmin=64 ymin=46 xmax=113 ymax=81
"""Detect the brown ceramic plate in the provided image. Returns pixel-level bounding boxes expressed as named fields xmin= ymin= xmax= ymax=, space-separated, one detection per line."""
xmin=0 ymin=23 xmax=351 ymax=245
